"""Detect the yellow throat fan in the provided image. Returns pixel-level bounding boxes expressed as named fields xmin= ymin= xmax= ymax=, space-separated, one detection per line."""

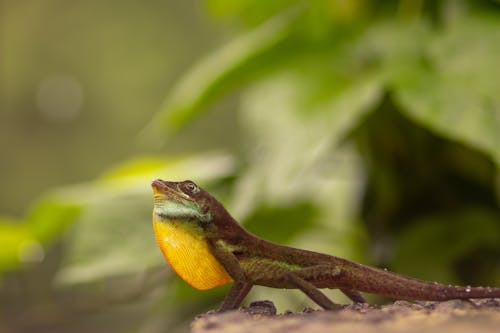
xmin=153 ymin=216 xmax=233 ymax=290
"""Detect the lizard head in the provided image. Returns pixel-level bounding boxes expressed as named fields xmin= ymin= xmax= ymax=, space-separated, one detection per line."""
xmin=151 ymin=179 xmax=214 ymax=225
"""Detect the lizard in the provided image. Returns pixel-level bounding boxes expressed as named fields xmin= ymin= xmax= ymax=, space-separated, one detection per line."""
xmin=151 ymin=179 xmax=500 ymax=311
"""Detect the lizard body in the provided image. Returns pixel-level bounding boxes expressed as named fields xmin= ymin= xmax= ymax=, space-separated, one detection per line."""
xmin=151 ymin=179 xmax=500 ymax=311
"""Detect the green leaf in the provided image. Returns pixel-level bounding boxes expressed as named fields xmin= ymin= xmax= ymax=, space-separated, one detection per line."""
xmin=0 ymin=198 xmax=81 ymax=274
xmin=55 ymin=195 xmax=161 ymax=285
xmin=392 ymin=207 xmax=500 ymax=283
xmin=26 ymin=198 xmax=82 ymax=243
xmin=243 ymin=202 xmax=319 ymax=244
xmin=393 ymin=15 xmax=500 ymax=164
xmin=232 ymin=64 xmax=382 ymax=217
xmin=206 ymin=0 xmax=369 ymax=27
xmin=99 ymin=152 xmax=235 ymax=190
xmin=147 ymin=5 xmax=305 ymax=134
xmin=0 ymin=187 xmax=84 ymax=275
xmin=206 ymin=0 xmax=300 ymax=26
xmin=0 ymin=219 xmax=41 ymax=272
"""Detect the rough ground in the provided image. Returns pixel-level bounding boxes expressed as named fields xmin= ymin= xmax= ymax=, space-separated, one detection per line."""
xmin=192 ymin=299 xmax=500 ymax=333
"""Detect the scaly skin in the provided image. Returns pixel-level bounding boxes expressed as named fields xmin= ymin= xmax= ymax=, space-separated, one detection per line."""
xmin=151 ymin=179 xmax=500 ymax=311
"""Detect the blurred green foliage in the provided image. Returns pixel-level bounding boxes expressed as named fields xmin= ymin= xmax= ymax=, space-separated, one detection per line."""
xmin=1 ymin=0 xmax=499 ymax=332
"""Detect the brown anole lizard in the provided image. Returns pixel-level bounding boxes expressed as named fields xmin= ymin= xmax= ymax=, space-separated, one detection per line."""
xmin=151 ymin=179 xmax=500 ymax=311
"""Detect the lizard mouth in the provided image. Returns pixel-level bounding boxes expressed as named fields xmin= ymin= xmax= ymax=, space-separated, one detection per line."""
xmin=151 ymin=179 xmax=178 ymax=200
xmin=151 ymin=179 xmax=166 ymax=193
xmin=151 ymin=179 xmax=193 ymax=203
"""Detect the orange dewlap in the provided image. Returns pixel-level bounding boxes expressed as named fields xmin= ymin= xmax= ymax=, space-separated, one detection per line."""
xmin=153 ymin=217 xmax=233 ymax=290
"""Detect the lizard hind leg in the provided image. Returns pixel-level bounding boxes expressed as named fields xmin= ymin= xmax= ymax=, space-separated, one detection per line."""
xmin=284 ymin=266 xmax=344 ymax=311
xmin=340 ymin=288 xmax=366 ymax=303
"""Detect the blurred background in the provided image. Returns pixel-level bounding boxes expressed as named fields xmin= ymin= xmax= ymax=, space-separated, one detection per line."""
xmin=1 ymin=0 xmax=499 ymax=332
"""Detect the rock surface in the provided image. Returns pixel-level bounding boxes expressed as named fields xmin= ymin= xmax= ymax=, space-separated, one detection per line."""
xmin=192 ymin=299 xmax=500 ymax=333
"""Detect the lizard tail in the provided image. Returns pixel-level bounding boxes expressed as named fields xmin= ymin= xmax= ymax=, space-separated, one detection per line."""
xmin=336 ymin=260 xmax=500 ymax=301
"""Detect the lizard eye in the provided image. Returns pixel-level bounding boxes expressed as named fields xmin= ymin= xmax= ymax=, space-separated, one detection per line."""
xmin=184 ymin=181 xmax=199 ymax=195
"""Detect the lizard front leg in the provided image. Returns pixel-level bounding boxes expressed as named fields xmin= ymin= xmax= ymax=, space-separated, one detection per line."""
xmin=284 ymin=265 xmax=346 ymax=310
xmin=220 ymin=281 xmax=252 ymax=311
xmin=210 ymin=241 xmax=253 ymax=312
